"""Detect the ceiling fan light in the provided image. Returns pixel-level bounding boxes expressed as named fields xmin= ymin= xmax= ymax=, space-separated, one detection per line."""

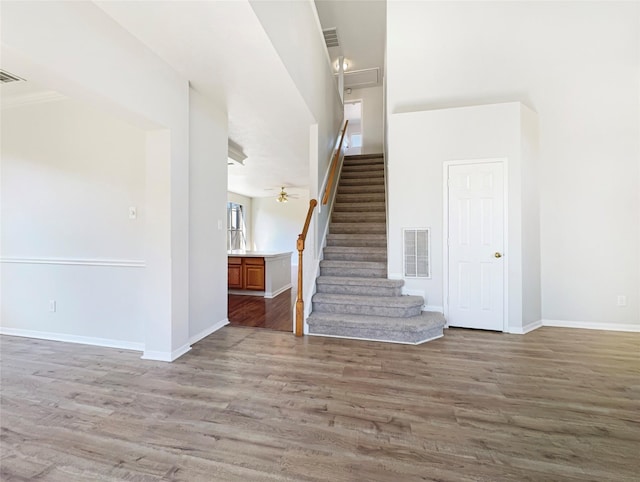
xmin=276 ymin=186 xmax=288 ymax=203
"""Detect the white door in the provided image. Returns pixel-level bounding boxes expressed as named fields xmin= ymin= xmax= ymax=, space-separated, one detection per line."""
xmin=447 ymin=162 xmax=505 ymax=331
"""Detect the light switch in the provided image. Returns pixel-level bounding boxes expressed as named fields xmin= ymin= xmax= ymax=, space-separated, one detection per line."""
xmin=129 ymin=207 xmax=137 ymax=219
xmin=217 ymin=219 xmax=223 ymax=230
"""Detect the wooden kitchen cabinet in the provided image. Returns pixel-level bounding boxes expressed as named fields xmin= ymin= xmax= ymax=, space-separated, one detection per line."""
xmin=228 ymin=256 xmax=265 ymax=291
xmin=244 ymin=259 xmax=265 ymax=291
xmin=228 ymin=257 xmax=243 ymax=289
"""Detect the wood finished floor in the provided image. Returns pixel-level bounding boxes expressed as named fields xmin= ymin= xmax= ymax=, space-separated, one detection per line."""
xmin=1 ymin=327 xmax=639 ymax=481
xmin=228 ymin=289 xmax=295 ymax=332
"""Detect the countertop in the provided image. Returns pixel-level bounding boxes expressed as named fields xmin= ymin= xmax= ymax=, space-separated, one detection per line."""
xmin=227 ymin=251 xmax=292 ymax=258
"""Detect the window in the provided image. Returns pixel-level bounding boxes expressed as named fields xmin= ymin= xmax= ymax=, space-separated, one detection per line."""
xmin=403 ymin=228 xmax=430 ymax=278
xmin=227 ymin=202 xmax=246 ymax=250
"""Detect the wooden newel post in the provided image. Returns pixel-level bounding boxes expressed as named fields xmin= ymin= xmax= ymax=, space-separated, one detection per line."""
xmin=295 ymin=236 xmax=305 ymax=336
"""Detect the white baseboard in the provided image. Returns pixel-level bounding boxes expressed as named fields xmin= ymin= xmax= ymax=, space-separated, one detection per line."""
xmin=424 ymin=305 xmax=444 ymax=313
xmin=142 ymin=342 xmax=191 ymax=362
xmin=141 ymin=318 xmax=230 ymax=362
xmin=228 ymin=284 xmax=292 ymax=298
xmin=509 ymin=320 xmax=543 ymax=334
xmin=541 ymin=319 xmax=640 ymax=332
xmin=265 ymin=283 xmax=292 ymax=299
xmin=0 ymin=327 xmax=144 ymax=351
xmin=189 ymin=318 xmax=229 ymax=345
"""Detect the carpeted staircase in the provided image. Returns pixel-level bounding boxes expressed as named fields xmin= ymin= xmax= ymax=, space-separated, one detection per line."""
xmin=307 ymin=154 xmax=446 ymax=344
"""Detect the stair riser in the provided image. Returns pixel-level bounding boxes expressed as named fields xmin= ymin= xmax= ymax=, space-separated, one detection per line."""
xmin=338 ymin=185 xmax=385 ymax=194
xmin=333 ymin=203 xmax=386 ymax=213
xmin=341 ymin=167 xmax=385 ymax=175
xmin=340 ymin=171 xmax=384 ymax=180
xmin=343 ymin=158 xmax=384 ymax=166
xmin=316 ymin=284 xmax=402 ymax=297
xmin=326 ymin=236 xmax=387 ymax=247
xmin=330 ymin=223 xmax=386 ymax=234
xmin=320 ymin=266 xmax=386 ymax=278
xmin=312 ymin=302 xmax=422 ymax=318
xmin=339 ymin=178 xmax=385 ymax=186
xmin=331 ymin=212 xmax=386 ymax=223
xmin=336 ymin=194 xmax=386 ymax=203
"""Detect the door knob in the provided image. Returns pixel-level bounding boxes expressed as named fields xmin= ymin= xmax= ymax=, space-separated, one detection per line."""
xmin=494 ymin=252 xmax=502 ymax=258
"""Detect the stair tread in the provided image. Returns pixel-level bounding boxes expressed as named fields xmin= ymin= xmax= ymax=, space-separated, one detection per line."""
xmin=323 ymin=246 xmax=386 ymax=253
xmin=330 ymin=216 xmax=386 ymax=224
xmin=333 ymin=202 xmax=386 ymax=212
xmin=330 ymin=222 xmax=385 ymax=226
xmin=313 ymin=293 xmax=423 ymax=307
xmin=307 ymin=311 xmax=445 ymax=331
xmin=320 ymin=260 xmax=386 ymax=268
xmin=326 ymin=234 xmax=387 ymax=246
xmin=316 ymin=276 xmax=403 ymax=287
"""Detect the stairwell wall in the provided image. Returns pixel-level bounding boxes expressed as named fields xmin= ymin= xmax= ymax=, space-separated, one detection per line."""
xmin=249 ymin=0 xmax=343 ymax=249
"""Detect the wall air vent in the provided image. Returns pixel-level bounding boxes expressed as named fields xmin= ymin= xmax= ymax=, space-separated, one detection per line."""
xmin=403 ymin=228 xmax=431 ymax=278
xmin=323 ymin=28 xmax=340 ymax=48
xmin=0 ymin=70 xmax=25 ymax=84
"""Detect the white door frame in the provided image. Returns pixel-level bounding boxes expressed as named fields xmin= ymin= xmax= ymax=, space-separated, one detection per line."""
xmin=442 ymin=158 xmax=509 ymax=332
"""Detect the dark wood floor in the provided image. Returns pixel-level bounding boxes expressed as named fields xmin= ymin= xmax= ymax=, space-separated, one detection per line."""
xmin=228 ymin=289 xmax=294 ymax=332
xmin=1 ymin=326 xmax=639 ymax=481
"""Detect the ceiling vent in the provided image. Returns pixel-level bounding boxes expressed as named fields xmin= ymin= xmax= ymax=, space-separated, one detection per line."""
xmin=0 ymin=70 xmax=25 ymax=84
xmin=323 ymin=28 xmax=340 ymax=48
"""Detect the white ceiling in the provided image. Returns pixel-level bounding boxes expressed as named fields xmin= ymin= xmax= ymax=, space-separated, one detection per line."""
xmin=94 ymin=1 xmax=315 ymax=199
xmin=315 ymin=0 xmax=386 ymax=84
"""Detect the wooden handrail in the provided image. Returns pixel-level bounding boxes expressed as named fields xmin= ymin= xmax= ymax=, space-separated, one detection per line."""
xmin=295 ymin=199 xmax=318 ymax=336
xmin=322 ymin=120 xmax=349 ymax=205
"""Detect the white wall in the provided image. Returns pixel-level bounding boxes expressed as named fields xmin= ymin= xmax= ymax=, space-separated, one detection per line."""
xmin=228 ymin=191 xmax=253 ymax=250
xmin=1 ymin=1 xmax=192 ymax=359
xmin=387 ymin=1 xmax=640 ymax=327
xmin=388 ymin=102 xmax=539 ymax=333
xmin=251 ymin=194 xmax=311 ymax=265
xmin=189 ymin=88 xmax=229 ymax=341
xmin=1 ymin=97 xmax=146 ymax=347
xmin=345 ymin=86 xmax=384 ymax=154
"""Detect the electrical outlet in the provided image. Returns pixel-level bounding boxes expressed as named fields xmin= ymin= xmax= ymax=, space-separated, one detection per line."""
xmin=617 ymin=295 xmax=627 ymax=307
xmin=49 ymin=300 xmax=56 ymax=312
xmin=129 ymin=206 xmax=137 ymax=219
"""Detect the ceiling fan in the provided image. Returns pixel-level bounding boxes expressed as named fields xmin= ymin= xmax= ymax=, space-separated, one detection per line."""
xmin=276 ymin=186 xmax=290 ymax=203
xmin=269 ymin=186 xmax=301 ymax=203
